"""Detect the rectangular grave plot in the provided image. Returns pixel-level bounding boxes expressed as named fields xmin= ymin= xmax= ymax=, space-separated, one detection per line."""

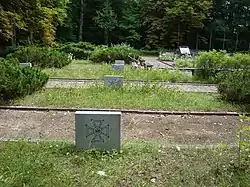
xmin=75 ymin=111 xmax=121 ymax=151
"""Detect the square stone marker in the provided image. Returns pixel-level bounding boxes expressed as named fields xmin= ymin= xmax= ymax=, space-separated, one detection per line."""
xmin=112 ymin=64 xmax=124 ymax=72
xmin=115 ymin=60 xmax=125 ymax=65
xmin=104 ymin=75 xmax=124 ymax=87
xmin=19 ymin=63 xmax=32 ymax=68
xmin=75 ymin=111 xmax=121 ymax=151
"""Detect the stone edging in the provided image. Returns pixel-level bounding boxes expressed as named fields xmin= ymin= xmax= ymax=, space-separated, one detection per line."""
xmin=0 ymin=105 xmax=247 ymax=116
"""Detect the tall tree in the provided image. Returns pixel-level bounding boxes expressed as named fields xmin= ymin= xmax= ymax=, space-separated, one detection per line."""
xmin=165 ymin=0 xmax=212 ymax=46
xmin=94 ymin=0 xmax=117 ymax=45
xmin=78 ymin=0 xmax=84 ymax=41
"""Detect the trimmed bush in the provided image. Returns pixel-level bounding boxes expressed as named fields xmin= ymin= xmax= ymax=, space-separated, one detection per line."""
xmin=7 ymin=46 xmax=72 ymax=68
xmin=194 ymin=50 xmax=250 ymax=82
xmin=0 ymin=58 xmax=49 ymax=102
xmin=217 ymin=70 xmax=250 ymax=104
xmin=89 ymin=44 xmax=140 ymax=64
xmin=57 ymin=42 xmax=96 ymax=60
xmin=194 ymin=50 xmax=229 ymax=81
xmin=175 ymin=58 xmax=194 ymax=68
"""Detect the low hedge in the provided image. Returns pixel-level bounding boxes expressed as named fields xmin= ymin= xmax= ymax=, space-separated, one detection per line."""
xmin=57 ymin=42 xmax=96 ymax=60
xmin=217 ymin=70 xmax=250 ymax=104
xmin=89 ymin=44 xmax=140 ymax=64
xmin=194 ymin=50 xmax=250 ymax=82
xmin=0 ymin=58 xmax=49 ymax=102
xmin=7 ymin=46 xmax=72 ymax=68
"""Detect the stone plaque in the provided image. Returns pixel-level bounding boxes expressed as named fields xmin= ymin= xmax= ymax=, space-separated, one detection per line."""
xmin=19 ymin=63 xmax=32 ymax=68
xmin=75 ymin=111 xmax=121 ymax=151
xmin=112 ymin=64 xmax=124 ymax=72
xmin=104 ymin=75 xmax=124 ymax=88
xmin=115 ymin=60 xmax=125 ymax=65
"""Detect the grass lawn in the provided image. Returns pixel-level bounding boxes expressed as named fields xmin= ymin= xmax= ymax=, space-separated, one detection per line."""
xmin=0 ymin=141 xmax=249 ymax=187
xmin=15 ymin=86 xmax=244 ymax=112
xmin=43 ymin=62 xmax=194 ymax=82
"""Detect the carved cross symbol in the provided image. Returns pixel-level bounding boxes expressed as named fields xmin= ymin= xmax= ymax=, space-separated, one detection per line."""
xmin=108 ymin=79 xmax=122 ymax=87
xmin=85 ymin=119 xmax=110 ymax=143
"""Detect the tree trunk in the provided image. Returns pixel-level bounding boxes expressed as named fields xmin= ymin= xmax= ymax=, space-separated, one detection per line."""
xmin=177 ymin=24 xmax=180 ymax=46
xmin=222 ymin=30 xmax=226 ymax=50
xmin=28 ymin=30 xmax=34 ymax=45
xmin=104 ymin=28 xmax=108 ymax=46
xmin=196 ymin=32 xmax=199 ymax=51
xmin=11 ymin=18 xmax=16 ymax=48
xmin=209 ymin=30 xmax=212 ymax=50
xmin=78 ymin=0 xmax=84 ymax=42
xmin=235 ymin=31 xmax=239 ymax=51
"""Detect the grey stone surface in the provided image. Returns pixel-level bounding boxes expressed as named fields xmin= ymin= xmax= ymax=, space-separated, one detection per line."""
xmin=104 ymin=75 xmax=124 ymax=88
xmin=112 ymin=64 xmax=124 ymax=72
xmin=19 ymin=63 xmax=32 ymax=67
xmin=75 ymin=111 xmax=121 ymax=151
xmin=115 ymin=60 xmax=125 ymax=65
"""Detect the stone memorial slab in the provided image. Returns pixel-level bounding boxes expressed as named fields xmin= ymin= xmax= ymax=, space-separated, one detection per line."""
xmin=75 ymin=111 xmax=121 ymax=151
xmin=112 ymin=64 xmax=124 ymax=72
xmin=115 ymin=60 xmax=125 ymax=65
xmin=19 ymin=63 xmax=32 ymax=68
xmin=104 ymin=75 xmax=124 ymax=88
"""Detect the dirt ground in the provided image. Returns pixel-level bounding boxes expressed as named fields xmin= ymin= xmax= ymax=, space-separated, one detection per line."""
xmin=0 ymin=109 xmax=240 ymax=145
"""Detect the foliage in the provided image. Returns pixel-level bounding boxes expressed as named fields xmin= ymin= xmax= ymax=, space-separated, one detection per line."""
xmin=165 ymin=0 xmax=212 ymax=45
xmin=175 ymin=58 xmax=194 ymax=68
xmin=217 ymin=70 xmax=250 ymax=103
xmin=158 ymin=52 xmax=175 ymax=61
xmin=0 ymin=58 xmax=48 ymax=101
xmin=7 ymin=46 xmax=72 ymax=68
xmin=118 ymin=0 xmax=141 ymax=45
xmin=89 ymin=44 xmax=140 ymax=64
xmin=195 ymin=50 xmax=250 ymax=82
xmin=139 ymin=50 xmax=159 ymax=56
xmin=0 ymin=0 xmax=69 ymax=46
xmin=57 ymin=42 xmax=96 ymax=59
xmin=93 ymin=0 xmax=117 ymax=45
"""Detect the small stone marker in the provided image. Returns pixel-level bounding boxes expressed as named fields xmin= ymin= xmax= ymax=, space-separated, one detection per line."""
xmin=75 ymin=111 xmax=121 ymax=151
xmin=112 ymin=64 xmax=124 ymax=72
xmin=19 ymin=63 xmax=32 ymax=68
xmin=115 ymin=60 xmax=125 ymax=65
xmin=104 ymin=75 xmax=124 ymax=87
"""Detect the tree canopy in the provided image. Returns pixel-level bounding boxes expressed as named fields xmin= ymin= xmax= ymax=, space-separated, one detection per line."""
xmin=1 ymin=0 xmax=250 ymax=51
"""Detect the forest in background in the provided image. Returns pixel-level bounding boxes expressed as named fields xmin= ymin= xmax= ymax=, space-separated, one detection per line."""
xmin=1 ymin=0 xmax=250 ymax=52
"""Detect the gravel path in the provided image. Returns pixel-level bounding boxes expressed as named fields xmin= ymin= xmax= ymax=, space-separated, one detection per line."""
xmin=142 ymin=56 xmax=171 ymax=69
xmin=46 ymin=79 xmax=218 ymax=93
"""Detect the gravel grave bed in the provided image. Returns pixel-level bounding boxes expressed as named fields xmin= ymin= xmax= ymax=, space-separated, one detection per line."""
xmin=0 ymin=110 xmax=238 ymax=145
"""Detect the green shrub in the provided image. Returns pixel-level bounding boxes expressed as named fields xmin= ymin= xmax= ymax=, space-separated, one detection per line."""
xmin=195 ymin=50 xmax=250 ymax=82
xmin=57 ymin=42 xmax=96 ymax=60
xmin=0 ymin=58 xmax=49 ymax=101
xmin=140 ymin=50 xmax=159 ymax=56
xmin=158 ymin=52 xmax=175 ymax=61
xmin=7 ymin=46 xmax=72 ymax=68
xmin=226 ymin=53 xmax=250 ymax=69
xmin=89 ymin=43 xmax=140 ymax=64
xmin=217 ymin=70 xmax=250 ymax=103
xmin=175 ymin=58 xmax=194 ymax=68
xmin=194 ymin=50 xmax=229 ymax=81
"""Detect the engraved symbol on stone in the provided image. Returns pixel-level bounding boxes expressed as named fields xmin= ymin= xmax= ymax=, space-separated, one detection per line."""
xmin=85 ymin=119 xmax=110 ymax=143
xmin=108 ymin=79 xmax=122 ymax=86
